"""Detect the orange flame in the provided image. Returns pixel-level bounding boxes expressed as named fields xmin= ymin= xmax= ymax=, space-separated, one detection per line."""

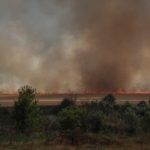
xmin=1 ymin=88 xmax=150 ymax=95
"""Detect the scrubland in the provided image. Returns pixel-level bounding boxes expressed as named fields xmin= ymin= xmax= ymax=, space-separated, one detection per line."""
xmin=0 ymin=86 xmax=150 ymax=149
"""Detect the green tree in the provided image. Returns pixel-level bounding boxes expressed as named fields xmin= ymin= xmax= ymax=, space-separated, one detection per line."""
xmin=59 ymin=105 xmax=86 ymax=130
xmin=11 ymin=85 xmax=42 ymax=134
xmin=59 ymin=105 xmax=86 ymax=145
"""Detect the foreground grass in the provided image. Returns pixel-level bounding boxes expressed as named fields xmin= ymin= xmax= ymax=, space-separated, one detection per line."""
xmin=0 ymin=133 xmax=150 ymax=150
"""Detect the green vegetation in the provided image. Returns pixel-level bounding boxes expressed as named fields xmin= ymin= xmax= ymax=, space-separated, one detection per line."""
xmin=0 ymin=86 xmax=150 ymax=149
xmin=11 ymin=85 xmax=42 ymax=134
xmin=59 ymin=105 xmax=86 ymax=131
xmin=59 ymin=105 xmax=86 ymax=145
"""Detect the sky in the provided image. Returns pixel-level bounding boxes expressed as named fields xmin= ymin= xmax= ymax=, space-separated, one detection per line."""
xmin=1 ymin=0 xmax=150 ymax=92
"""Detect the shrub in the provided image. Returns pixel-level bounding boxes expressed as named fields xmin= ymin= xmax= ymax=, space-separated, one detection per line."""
xmin=59 ymin=105 xmax=86 ymax=130
xmin=54 ymin=94 xmax=77 ymax=114
xmin=117 ymin=102 xmax=141 ymax=135
xmin=102 ymin=94 xmax=116 ymax=104
xmin=59 ymin=97 xmax=75 ymax=110
xmin=142 ymin=112 xmax=150 ymax=132
xmin=11 ymin=85 xmax=42 ymax=134
xmin=137 ymin=101 xmax=147 ymax=107
xmin=89 ymin=110 xmax=117 ymax=134
xmin=89 ymin=111 xmax=105 ymax=133
xmin=98 ymin=100 xmax=114 ymax=115
xmin=44 ymin=115 xmax=59 ymax=135
xmin=59 ymin=105 xmax=86 ymax=145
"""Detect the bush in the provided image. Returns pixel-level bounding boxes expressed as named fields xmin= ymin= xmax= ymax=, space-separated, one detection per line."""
xmin=98 ymin=100 xmax=114 ymax=115
xmin=59 ymin=105 xmax=86 ymax=130
xmin=44 ymin=115 xmax=59 ymax=135
xmin=89 ymin=110 xmax=117 ymax=134
xmin=142 ymin=112 xmax=150 ymax=132
xmin=11 ymin=85 xmax=42 ymax=134
xmin=59 ymin=105 xmax=86 ymax=145
xmin=102 ymin=94 xmax=116 ymax=104
xmin=117 ymin=102 xmax=141 ymax=135
xmin=53 ymin=94 xmax=77 ymax=114
xmin=89 ymin=111 xmax=105 ymax=133
xmin=59 ymin=97 xmax=75 ymax=110
xmin=137 ymin=101 xmax=147 ymax=107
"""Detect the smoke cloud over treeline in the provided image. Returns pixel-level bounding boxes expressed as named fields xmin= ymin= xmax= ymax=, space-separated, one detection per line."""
xmin=0 ymin=0 xmax=150 ymax=92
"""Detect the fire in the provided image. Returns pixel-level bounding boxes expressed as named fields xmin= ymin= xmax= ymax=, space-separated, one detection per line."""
xmin=1 ymin=89 xmax=150 ymax=95
xmin=77 ymin=89 xmax=150 ymax=94
xmin=0 ymin=92 xmax=18 ymax=95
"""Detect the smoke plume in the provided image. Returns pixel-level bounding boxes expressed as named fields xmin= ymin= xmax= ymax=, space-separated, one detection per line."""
xmin=0 ymin=0 xmax=150 ymax=92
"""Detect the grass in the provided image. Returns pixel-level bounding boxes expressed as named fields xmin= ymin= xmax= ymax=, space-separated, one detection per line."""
xmin=0 ymin=102 xmax=150 ymax=149
xmin=0 ymin=133 xmax=150 ymax=150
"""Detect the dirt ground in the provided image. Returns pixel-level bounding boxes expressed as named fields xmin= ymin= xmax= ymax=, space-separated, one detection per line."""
xmin=0 ymin=93 xmax=149 ymax=106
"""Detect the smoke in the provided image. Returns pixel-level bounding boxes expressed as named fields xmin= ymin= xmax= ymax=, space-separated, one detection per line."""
xmin=0 ymin=0 xmax=150 ymax=92
xmin=70 ymin=0 xmax=150 ymax=91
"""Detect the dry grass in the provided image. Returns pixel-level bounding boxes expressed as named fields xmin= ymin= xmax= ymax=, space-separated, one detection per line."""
xmin=0 ymin=144 xmax=150 ymax=150
xmin=0 ymin=133 xmax=150 ymax=150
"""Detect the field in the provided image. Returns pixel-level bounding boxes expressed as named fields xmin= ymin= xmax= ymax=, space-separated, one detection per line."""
xmin=0 ymin=134 xmax=150 ymax=150
xmin=0 ymin=93 xmax=150 ymax=149
xmin=0 ymin=93 xmax=150 ymax=106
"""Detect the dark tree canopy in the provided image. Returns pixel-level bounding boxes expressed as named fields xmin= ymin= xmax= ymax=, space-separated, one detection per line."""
xmin=11 ymin=85 xmax=42 ymax=134
xmin=102 ymin=94 xmax=116 ymax=104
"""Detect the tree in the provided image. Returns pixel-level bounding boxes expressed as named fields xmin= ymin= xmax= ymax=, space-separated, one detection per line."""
xmin=102 ymin=94 xmax=116 ymax=104
xmin=59 ymin=105 xmax=86 ymax=145
xmin=59 ymin=105 xmax=86 ymax=131
xmin=53 ymin=94 xmax=76 ymax=114
xmin=11 ymin=85 xmax=42 ymax=134
xmin=59 ymin=97 xmax=75 ymax=111
xmin=137 ymin=101 xmax=147 ymax=107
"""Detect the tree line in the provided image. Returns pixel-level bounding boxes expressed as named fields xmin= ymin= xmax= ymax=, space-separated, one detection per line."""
xmin=1 ymin=85 xmax=150 ymax=145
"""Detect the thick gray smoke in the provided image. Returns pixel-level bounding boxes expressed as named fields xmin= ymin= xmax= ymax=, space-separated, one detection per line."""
xmin=69 ymin=0 xmax=150 ymax=92
xmin=0 ymin=0 xmax=150 ymax=92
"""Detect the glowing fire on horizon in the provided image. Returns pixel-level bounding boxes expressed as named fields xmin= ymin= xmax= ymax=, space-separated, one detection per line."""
xmin=1 ymin=88 xmax=150 ymax=95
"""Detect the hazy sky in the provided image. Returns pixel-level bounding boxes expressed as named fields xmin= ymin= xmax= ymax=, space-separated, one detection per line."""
xmin=1 ymin=0 xmax=150 ymax=92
